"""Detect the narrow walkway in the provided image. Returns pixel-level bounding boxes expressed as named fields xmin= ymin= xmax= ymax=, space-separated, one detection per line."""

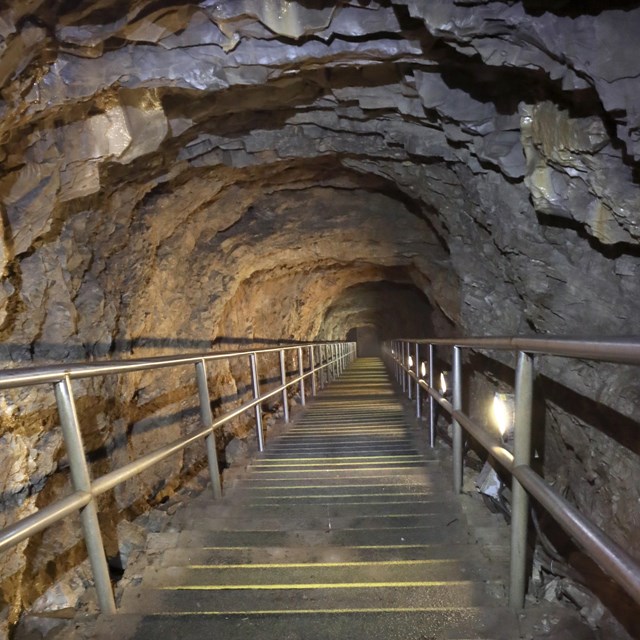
xmin=104 ymin=358 xmax=519 ymax=639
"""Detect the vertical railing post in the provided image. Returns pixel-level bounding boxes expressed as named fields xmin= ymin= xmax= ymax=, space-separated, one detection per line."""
xmin=323 ymin=344 xmax=328 ymax=387
xmin=297 ymin=347 xmax=306 ymax=406
xmin=428 ymin=344 xmax=435 ymax=448
xmin=249 ymin=353 xmax=264 ymax=452
xmin=510 ymin=351 xmax=534 ymax=609
xmin=54 ymin=376 xmax=116 ymax=615
xmin=310 ymin=346 xmax=317 ymax=396
xmin=401 ymin=342 xmax=407 ymax=393
xmin=415 ymin=342 xmax=421 ymax=419
xmin=331 ymin=344 xmax=337 ymax=380
xmin=195 ymin=360 xmax=222 ymax=499
xmin=396 ymin=341 xmax=401 ymax=384
xmin=407 ymin=342 xmax=413 ymax=400
xmin=279 ymin=349 xmax=289 ymax=423
xmin=452 ymin=346 xmax=463 ymax=494
xmin=321 ymin=345 xmax=327 ymax=388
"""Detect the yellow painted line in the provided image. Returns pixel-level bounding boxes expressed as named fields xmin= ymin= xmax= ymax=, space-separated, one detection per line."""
xmin=250 ymin=484 xmax=429 ymax=490
xmin=251 ymin=469 xmax=426 ymax=475
xmin=200 ymin=544 xmax=436 ymax=551
xmin=250 ymin=492 xmax=430 ymax=499
xmin=247 ymin=500 xmax=434 ymax=507
xmin=244 ymin=476 xmax=427 ymax=482
xmin=282 ymin=431 xmax=408 ymax=436
xmin=187 ymin=559 xmax=455 ymax=569
xmin=259 ymin=455 xmax=420 ymax=462
xmin=253 ymin=461 xmax=422 ymax=468
xmin=162 ymin=580 xmax=470 ymax=591
xmin=152 ymin=606 xmax=477 ymax=615
xmin=260 ymin=460 xmax=423 ymax=467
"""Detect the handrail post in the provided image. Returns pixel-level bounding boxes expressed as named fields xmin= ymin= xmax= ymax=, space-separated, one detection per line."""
xmin=331 ymin=344 xmax=337 ymax=380
xmin=195 ymin=360 xmax=222 ymax=499
xmin=401 ymin=342 xmax=407 ymax=392
xmin=510 ymin=351 xmax=534 ymax=609
xmin=428 ymin=344 xmax=435 ymax=448
xmin=391 ymin=340 xmax=400 ymax=383
xmin=54 ymin=377 xmax=116 ymax=614
xmin=297 ymin=347 xmax=306 ymax=406
xmin=249 ymin=353 xmax=265 ymax=452
xmin=310 ymin=346 xmax=317 ymax=396
xmin=323 ymin=344 xmax=329 ymax=387
xmin=279 ymin=349 xmax=289 ymax=423
xmin=407 ymin=342 xmax=413 ymax=400
xmin=452 ymin=346 xmax=463 ymax=493
xmin=415 ymin=343 xmax=421 ymax=418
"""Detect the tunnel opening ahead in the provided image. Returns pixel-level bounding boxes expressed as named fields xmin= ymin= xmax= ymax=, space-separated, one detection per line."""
xmin=347 ymin=326 xmax=380 ymax=357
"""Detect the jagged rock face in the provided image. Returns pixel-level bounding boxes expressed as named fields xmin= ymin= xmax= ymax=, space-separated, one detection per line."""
xmin=0 ymin=0 xmax=639 ymax=624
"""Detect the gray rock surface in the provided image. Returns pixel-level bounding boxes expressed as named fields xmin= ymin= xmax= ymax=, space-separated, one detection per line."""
xmin=0 ymin=0 xmax=637 ymax=633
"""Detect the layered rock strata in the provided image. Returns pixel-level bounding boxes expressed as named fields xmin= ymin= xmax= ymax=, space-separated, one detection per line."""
xmin=0 ymin=0 xmax=638 ymax=631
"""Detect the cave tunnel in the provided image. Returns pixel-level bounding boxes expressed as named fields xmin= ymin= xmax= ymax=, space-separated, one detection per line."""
xmin=0 ymin=0 xmax=639 ymax=637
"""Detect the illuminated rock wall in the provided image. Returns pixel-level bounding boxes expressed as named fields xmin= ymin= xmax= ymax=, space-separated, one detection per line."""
xmin=0 ymin=0 xmax=638 ymax=627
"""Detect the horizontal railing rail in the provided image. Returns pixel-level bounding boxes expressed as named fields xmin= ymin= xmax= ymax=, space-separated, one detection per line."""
xmin=0 ymin=341 xmax=356 ymax=614
xmin=384 ymin=337 xmax=640 ymax=611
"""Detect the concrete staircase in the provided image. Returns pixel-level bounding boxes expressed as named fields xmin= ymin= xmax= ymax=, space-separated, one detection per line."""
xmin=98 ymin=357 xmax=522 ymax=639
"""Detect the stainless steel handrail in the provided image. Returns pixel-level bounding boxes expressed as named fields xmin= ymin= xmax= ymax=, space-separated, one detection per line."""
xmin=384 ymin=337 xmax=640 ymax=612
xmin=403 ymin=336 xmax=640 ymax=365
xmin=0 ymin=341 xmax=356 ymax=614
xmin=0 ymin=344 xmax=350 ymax=389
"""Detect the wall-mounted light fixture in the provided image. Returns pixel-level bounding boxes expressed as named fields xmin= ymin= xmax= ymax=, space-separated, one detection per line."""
xmin=420 ymin=361 xmax=427 ymax=378
xmin=439 ymin=372 xmax=448 ymax=395
xmin=407 ymin=355 xmax=414 ymax=369
xmin=491 ymin=392 xmax=514 ymax=441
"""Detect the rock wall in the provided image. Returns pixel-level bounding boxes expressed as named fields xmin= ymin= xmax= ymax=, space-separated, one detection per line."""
xmin=0 ymin=0 xmax=638 ymax=628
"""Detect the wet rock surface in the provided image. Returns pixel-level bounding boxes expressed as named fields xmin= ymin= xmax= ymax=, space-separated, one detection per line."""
xmin=0 ymin=0 xmax=638 ymax=634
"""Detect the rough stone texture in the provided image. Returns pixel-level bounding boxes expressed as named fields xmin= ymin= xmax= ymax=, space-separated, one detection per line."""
xmin=0 ymin=0 xmax=638 ymax=634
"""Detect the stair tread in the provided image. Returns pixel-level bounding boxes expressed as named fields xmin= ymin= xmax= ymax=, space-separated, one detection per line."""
xmin=97 ymin=608 xmax=520 ymax=640
xmin=119 ymin=582 xmax=507 ymax=613
xmin=157 ymin=543 xmax=509 ymax=568
xmin=109 ymin=359 xmax=517 ymax=640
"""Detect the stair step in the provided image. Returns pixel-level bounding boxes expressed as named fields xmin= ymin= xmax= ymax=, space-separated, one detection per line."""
xmin=120 ymin=581 xmax=506 ymax=614
xmin=170 ymin=513 xmax=463 ymax=533
xmin=158 ymin=542 xmax=503 ymax=568
xmin=98 ymin=607 xmax=519 ymax=640
xmin=103 ymin=359 xmax=521 ymax=640
xmin=173 ymin=522 xmax=470 ymax=548
xmin=142 ymin=558 xmax=505 ymax=587
xmin=183 ymin=499 xmax=458 ymax=519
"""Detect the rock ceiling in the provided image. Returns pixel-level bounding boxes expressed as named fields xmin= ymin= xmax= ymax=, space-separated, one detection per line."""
xmin=0 ymin=0 xmax=639 ymax=359
xmin=0 ymin=0 xmax=640 ymax=628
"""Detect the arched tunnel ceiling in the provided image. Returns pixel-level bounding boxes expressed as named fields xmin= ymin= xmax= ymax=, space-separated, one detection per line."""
xmin=1 ymin=3 xmax=640 ymax=627
xmin=0 ymin=0 xmax=639 ymax=361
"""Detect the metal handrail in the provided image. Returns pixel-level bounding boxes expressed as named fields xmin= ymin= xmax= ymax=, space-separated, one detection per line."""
xmin=384 ymin=337 xmax=640 ymax=612
xmin=402 ymin=336 xmax=640 ymax=365
xmin=0 ymin=341 xmax=356 ymax=614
